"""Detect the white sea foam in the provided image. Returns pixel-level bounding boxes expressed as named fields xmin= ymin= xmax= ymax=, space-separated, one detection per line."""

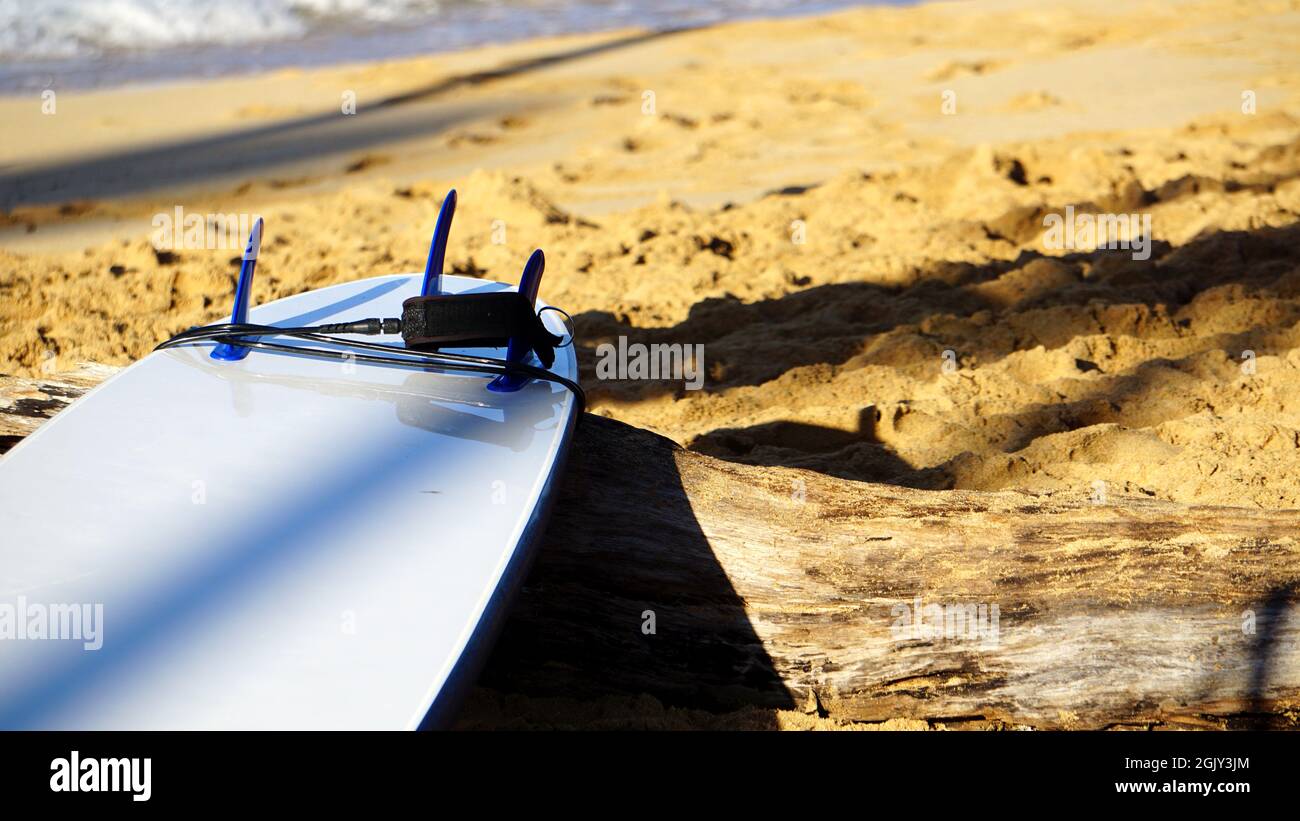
xmin=0 ymin=0 xmax=886 ymax=92
xmin=0 ymin=0 xmax=452 ymax=59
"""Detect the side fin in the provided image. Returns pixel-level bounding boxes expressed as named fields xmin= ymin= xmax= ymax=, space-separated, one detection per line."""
xmin=420 ymin=189 xmax=457 ymax=297
xmin=211 ymin=218 xmax=263 ymax=362
xmin=488 ymin=249 xmax=545 ymax=393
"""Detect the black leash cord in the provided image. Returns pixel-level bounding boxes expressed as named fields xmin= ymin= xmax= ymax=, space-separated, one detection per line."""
xmin=155 ymin=322 xmax=586 ymax=414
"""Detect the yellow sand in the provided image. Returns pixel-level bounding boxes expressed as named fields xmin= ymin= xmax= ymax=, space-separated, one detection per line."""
xmin=3 ymin=0 xmax=1300 ymax=725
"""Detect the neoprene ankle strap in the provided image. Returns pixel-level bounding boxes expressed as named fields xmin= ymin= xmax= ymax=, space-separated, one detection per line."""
xmin=400 ymin=292 xmax=563 ymax=368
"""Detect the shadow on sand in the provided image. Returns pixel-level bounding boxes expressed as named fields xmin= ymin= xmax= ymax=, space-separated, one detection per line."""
xmin=0 ymin=28 xmax=693 ymax=209
xmin=471 ymin=174 xmax=1300 ymax=726
xmin=469 ymin=414 xmax=795 ymax=729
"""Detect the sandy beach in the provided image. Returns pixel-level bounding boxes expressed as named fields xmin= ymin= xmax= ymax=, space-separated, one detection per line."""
xmin=4 ymin=0 xmax=1300 ymax=728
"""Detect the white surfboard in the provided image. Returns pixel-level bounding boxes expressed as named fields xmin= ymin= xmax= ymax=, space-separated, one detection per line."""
xmin=0 ymin=273 xmax=579 ymax=729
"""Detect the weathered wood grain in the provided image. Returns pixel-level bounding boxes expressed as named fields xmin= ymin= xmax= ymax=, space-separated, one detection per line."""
xmin=483 ymin=412 xmax=1300 ymax=729
xmin=0 ymin=363 xmax=121 ymax=452
xmin=5 ymin=365 xmax=1299 ymax=728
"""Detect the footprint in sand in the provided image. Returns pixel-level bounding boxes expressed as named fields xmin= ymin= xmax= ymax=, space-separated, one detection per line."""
xmin=344 ymin=154 xmax=392 ymax=173
xmin=998 ymin=91 xmax=1068 ymax=113
xmin=924 ymin=59 xmax=1006 ymax=82
xmin=447 ymin=132 xmax=499 ymax=148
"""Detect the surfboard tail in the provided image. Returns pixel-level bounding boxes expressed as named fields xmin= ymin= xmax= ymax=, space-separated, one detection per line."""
xmin=206 ymin=192 xmax=558 ymax=394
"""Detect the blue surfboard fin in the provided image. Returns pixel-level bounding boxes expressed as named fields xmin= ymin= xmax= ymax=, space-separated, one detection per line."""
xmin=420 ymin=189 xmax=457 ymax=297
xmin=211 ymin=218 xmax=263 ymax=362
xmin=488 ymin=249 xmax=545 ymax=393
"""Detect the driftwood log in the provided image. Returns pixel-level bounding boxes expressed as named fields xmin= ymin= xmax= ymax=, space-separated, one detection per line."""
xmin=4 ymin=364 xmax=1299 ymax=729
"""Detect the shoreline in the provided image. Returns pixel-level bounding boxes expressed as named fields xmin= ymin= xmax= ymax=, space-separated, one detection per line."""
xmin=0 ymin=0 xmax=877 ymax=96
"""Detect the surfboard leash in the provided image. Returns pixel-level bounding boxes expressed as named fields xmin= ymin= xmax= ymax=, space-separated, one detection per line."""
xmin=155 ymin=319 xmax=586 ymax=414
xmin=158 ymin=188 xmax=587 ymax=413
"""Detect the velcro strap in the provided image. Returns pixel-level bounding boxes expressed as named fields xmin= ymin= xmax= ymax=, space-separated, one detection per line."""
xmin=401 ymin=292 xmax=562 ymax=368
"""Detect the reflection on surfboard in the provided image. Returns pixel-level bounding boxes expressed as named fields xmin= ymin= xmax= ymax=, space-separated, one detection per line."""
xmin=168 ymin=344 xmax=565 ymax=452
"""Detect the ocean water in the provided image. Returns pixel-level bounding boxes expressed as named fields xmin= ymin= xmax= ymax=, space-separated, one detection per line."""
xmin=0 ymin=0 xmax=890 ymax=94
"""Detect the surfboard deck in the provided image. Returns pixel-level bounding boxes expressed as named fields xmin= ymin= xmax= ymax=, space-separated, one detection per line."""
xmin=0 ymin=273 xmax=579 ymax=729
